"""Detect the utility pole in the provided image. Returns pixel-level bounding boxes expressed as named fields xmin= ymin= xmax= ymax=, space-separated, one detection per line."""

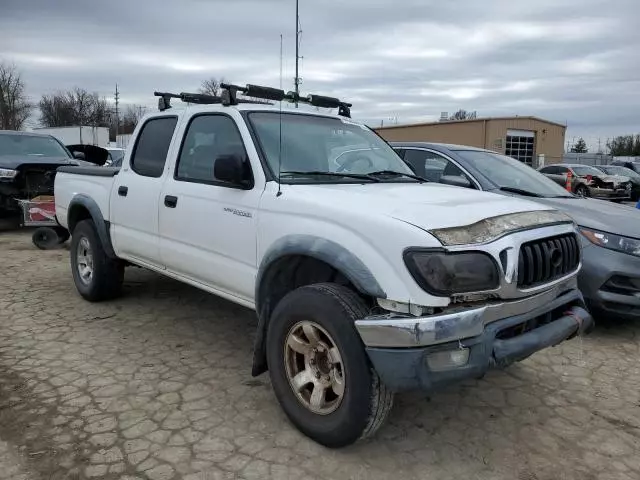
xmin=114 ymin=84 xmax=120 ymax=138
xmin=294 ymin=0 xmax=301 ymax=104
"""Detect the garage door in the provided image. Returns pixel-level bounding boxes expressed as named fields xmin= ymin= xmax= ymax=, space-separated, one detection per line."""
xmin=506 ymin=129 xmax=535 ymax=165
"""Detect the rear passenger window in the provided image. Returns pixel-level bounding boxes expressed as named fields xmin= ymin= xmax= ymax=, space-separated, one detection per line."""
xmin=130 ymin=117 xmax=178 ymax=178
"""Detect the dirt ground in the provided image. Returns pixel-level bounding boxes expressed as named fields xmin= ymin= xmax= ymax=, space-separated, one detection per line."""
xmin=0 ymin=230 xmax=639 ymax=480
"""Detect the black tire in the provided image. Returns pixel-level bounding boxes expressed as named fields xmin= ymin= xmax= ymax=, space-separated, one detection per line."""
xmin=54 ymin=226 xmax=70 ymax=244
xmin=266 ymin=283 xmax=394 ymax=448
xmin=32 ymin=227 xmax=60 ymax=250
xmin=70 ymin=219 xmax=124 ymax=301
xmin=575 ymin=185 xmax=589 ymax=197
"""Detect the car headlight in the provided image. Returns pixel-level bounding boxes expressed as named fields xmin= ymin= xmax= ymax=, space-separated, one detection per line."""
xmin=404 ymin=250 xmax=500 ymax=295
xmin=0 ymin=168 xmax=18 ymax=179
xmin=580 ymin=227 xmax=640 ymax=258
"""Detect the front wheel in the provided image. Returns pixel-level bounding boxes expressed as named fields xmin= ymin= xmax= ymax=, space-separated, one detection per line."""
xmin=70 ymin=220 xmax=124 ymax=302
xmin=575 ymin=185 xmax=589 ymax=197
xmin=266 ymin=283 xmax=394 ymax=448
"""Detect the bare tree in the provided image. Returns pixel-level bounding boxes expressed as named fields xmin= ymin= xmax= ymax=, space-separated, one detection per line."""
xmin=39 ymin=88 xmax=110 ymax=127
xmin=449 ymin=109 xmax=477 ymax=121
xmin=199 ymin=77 xmax=227 ymax=97
xmin=0 ymin=63 xmax=32 ymax=130
xmin=121 ymin=104 xmax=146 ymax=134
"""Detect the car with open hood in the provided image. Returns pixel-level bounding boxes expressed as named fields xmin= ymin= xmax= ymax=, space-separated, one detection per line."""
xmin=0 ymin=130 xmax=106 ymax=217
xmin=393 ymin=142 xmax=640 ymax=321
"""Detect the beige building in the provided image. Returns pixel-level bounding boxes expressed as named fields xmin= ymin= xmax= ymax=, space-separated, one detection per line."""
xmin=375 ymin=116 xmax=567 ymax=166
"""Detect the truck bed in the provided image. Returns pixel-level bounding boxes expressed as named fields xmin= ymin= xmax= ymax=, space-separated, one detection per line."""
xmin=54 ymin=167 xmax=118 ymax=229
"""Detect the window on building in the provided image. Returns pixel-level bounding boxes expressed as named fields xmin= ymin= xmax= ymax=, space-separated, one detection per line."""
xmin=505 ymin=129 xmax=535 ymax=165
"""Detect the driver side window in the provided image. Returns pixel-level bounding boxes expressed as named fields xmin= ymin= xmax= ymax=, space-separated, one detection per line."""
xmin=403 ymin=149 xmax=469 ymax=184
xmin=176 ymin=114 xmax=250 ymax=185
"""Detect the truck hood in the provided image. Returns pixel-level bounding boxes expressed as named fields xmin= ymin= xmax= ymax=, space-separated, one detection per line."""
xmin=294 ymin=182 xmax=555 ymax=231
xmin=533 ymin=197 xmax=640 ymax=239
xmin=0 ymin=155 xmax=76 ymax=169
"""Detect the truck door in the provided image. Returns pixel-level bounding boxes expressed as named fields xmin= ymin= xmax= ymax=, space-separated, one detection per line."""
xmin=158 ymin=113 xmax=261 ymax=303
xmin=110 ymin=116 xmax=179 ymax=268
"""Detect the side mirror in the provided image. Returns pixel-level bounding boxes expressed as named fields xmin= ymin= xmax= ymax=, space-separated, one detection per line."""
xmin=214 ymin=154 xmax=251 ymax=188
xmin=440 ymin=175 xmax=472 ymax=189
xmin=73 ymin=151 xmax=85 ymax=160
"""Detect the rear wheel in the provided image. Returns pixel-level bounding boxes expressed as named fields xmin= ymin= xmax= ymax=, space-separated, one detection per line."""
xmin=70 ymin=220 xmax=123 ymax=301
xmin=266 ymin=283 xmax=394 ymax=448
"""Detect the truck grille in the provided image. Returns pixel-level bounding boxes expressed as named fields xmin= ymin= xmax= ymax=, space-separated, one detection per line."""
xmin=517 ymin=233 xmax=580 ymax=288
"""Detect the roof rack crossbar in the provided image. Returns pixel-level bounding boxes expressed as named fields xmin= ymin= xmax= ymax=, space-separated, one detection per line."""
xmin=153 ymin=90 xmax=269 ymax=111
xmin=220 ymin=83 xmax=352 ymax=117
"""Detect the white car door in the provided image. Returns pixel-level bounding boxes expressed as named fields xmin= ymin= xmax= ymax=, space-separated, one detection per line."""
xmin=158 ymin=113 xmax=262 ymax=303
xmin=110 ymin=116 xmax=179 ymax=268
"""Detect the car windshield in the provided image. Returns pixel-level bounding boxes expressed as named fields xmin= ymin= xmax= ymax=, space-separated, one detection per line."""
xmin=570 ymin=165 xmax=603 ymax=176
xmin=455 ymin=150 xmax=573 ymax=198
xmin=0 ymin=133 xmax=70 ymax=158
xmin=601 ymin=166 xmax=640 ymax=179
xmin=247 ymin=112 xmax=415 ymax=183
xmin=108 ymin=149 xmax=125 ymax=161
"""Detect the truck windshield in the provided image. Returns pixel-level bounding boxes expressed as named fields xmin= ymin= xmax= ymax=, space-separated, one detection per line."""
xmin=0 ymin=134 xmax=71 ymax=158
xmin=247 ymin=112 xmax=415 ymax=183
xmin=455 ymin=149 xmax=574 ymax=198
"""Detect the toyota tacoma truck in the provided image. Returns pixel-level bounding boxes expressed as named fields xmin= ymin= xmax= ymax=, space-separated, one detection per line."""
xmin=54 ymin=84 xmax=593 ymax=448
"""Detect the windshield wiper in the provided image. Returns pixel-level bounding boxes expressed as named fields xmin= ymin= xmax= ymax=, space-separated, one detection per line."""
xmin=497 ymin=186 xmax=543 ymax=197
xmin=280 ymin=171 xmax=381 ymax=182
xmin=367 ymin=170 xmax=427 ymax=182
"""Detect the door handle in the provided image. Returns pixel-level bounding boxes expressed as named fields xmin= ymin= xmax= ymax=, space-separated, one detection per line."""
xmin=118 ymin=186 xmax=128 ymax=196
xmin=164 ymin=195 xmax=178 ymax=208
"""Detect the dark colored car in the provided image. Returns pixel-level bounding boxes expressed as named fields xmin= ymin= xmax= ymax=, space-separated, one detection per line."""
xmin=538 ymin=163 xmax=631 ymax=201
xmin=392 ymin=142 xmax=640 ymax=321
xmin=0 ymin=131 xmax=100 ymax=217
xmin=595 ymin=165 xmax=640 ymax=201
xmin=611 ymin=160 xmax=640 ymax=174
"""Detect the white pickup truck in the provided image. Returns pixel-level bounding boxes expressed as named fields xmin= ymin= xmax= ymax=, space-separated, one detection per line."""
xmin=54 ymin=84 xmax=593 ymax=447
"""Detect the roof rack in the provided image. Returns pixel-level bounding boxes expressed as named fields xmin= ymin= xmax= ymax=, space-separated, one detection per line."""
xmin=220 ymin=83 xmax=352 ymax=118
xmin=154 ymin=83 xmax=352 ymax=118
xmin=153 ymin=91 xmax=268 ymax=111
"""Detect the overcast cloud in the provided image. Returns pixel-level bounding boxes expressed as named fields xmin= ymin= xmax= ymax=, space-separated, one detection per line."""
xmin=1 ymin=0 xmax=639 ymax=148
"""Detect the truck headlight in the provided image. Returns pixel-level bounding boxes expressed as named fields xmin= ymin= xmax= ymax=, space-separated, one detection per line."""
xmin=580 ymin=227 xmax=640 ymax=258
xmin=0 ymin=168 xmax=17 ymax=179
xmin=404 ymin=250 xmax=500 ymax=295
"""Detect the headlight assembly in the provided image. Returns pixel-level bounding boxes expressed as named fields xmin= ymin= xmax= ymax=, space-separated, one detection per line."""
xmin=580 ymin=227 xmax=640 ymax=258
xmin=404 ymin=250 xmax=500 ymax=295
xmin=0 ymin=168 xmax=18 ymax=179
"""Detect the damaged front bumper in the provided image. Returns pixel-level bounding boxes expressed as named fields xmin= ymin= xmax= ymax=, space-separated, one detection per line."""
xmin=356 ymin=287 xmax=593 ymax=392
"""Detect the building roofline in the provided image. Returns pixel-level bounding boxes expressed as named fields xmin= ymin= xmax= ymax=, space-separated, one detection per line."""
xmin=375 ymin=115 xmax=567 ymax=130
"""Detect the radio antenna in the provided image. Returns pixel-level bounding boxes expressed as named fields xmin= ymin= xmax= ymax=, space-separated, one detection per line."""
xmin=277 ymin=33 xmax=284 ymax=197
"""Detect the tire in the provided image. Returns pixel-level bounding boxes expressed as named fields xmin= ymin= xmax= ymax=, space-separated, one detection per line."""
xmin=70 ymin=219 xmax=124 ymax=301
xmin=266 ymin=283 xmax=394 ymax=448
xmin=575 ymin=185 xmax=589 ymax=197
xmin=54 ymin=226 xmax=70 ymax=244
xmin=32 ymin=227 xmax=60 ymax=250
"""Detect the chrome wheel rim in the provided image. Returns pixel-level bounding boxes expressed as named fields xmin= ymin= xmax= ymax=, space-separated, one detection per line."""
xmin=76 ymin=236 xmax=94 ymax=284
xmin=284 ymin=320 xmax=345 ymax=415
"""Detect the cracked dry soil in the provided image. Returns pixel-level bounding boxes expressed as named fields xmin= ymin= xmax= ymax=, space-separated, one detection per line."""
xmin=0 ymin=230 xmax=639 ymax=480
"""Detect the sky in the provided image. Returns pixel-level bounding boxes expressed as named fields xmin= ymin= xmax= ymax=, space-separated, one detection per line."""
xmin=1 ymin=0 xmax=639 ymax=150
